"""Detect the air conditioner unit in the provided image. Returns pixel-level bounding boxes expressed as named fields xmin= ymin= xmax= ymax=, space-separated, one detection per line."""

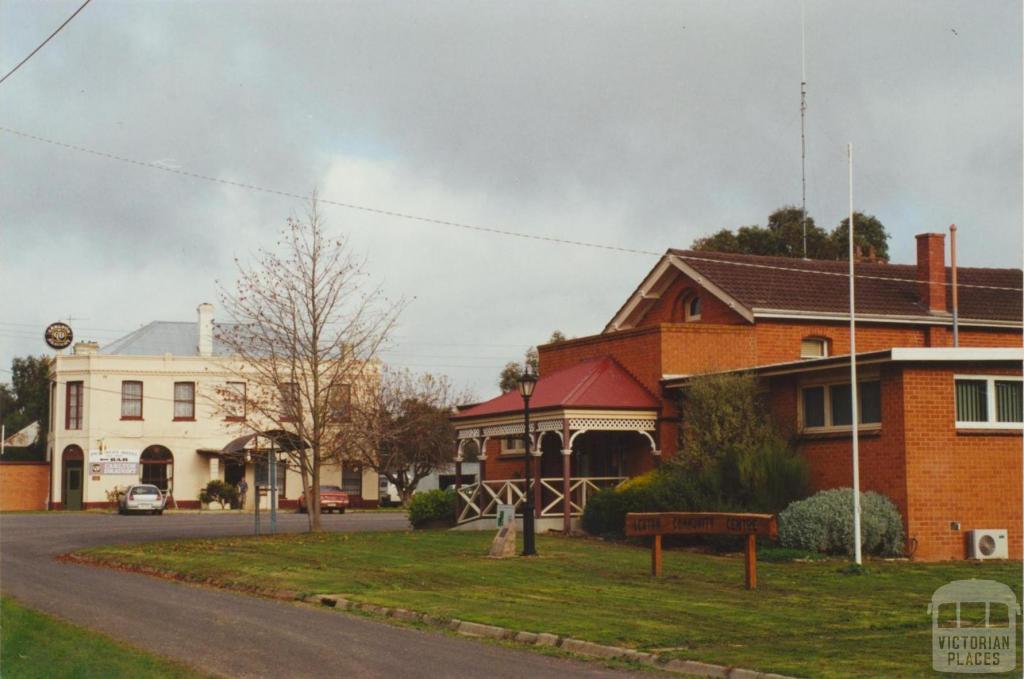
xmin=969 ymin=529 xmax=1008 ymax=560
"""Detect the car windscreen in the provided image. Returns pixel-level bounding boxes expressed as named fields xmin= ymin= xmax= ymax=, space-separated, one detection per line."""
xmin=131 ymin=486 xmax=161 ymax=496
xmin=319 ymin=486 xmax=344 ymax=493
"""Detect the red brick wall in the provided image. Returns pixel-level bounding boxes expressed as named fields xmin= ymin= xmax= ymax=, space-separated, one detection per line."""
xmin=0 ymin=462 xmax=49 ymax=511
xmin=958 ymin=328 xmax=1024 ymax=347
xmin=540 ymin=327 xmax=662 ymax=392
xmin=755 ymin=320 xmax=927 ymax=365
xmin=638 ymin=273 xmax=747 ymax=326
xmin=485 ymin=444 xmax=529 ymax=480
xmin=770 ymin=367 xmax=910 ymax=526
xmin=900 ymin=365 xmax=1022 ymax=561
xmin=660 ymin=324 xmax=756 ymax=376
xmin=754 ymin=320 xmax=1020 ymax=366
xmin=770 ymin=363 xmax=1022 ymax=561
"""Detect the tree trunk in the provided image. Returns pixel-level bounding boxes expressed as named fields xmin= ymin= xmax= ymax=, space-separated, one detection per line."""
xmin=400 ymin=486 xmax=415 ymax=507
xmin=309 ymin=451 xmax=322 ymax=531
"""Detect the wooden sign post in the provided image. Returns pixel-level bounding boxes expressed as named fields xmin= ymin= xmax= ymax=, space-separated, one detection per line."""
xmin=625 ymin=512 xmax=778 ymax=590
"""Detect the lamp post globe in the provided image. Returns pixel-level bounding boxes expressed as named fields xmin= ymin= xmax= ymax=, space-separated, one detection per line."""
xmin=519 ymin=367 xmax=538 ymax=556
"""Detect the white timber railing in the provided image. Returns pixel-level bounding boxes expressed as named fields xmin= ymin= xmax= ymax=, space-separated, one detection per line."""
xmin=456 ymin=477 xmax=626 ymax=525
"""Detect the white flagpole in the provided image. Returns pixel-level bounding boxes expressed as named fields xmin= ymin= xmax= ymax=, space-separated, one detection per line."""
xmin=848 ymin=143 xmax=863 ymax=566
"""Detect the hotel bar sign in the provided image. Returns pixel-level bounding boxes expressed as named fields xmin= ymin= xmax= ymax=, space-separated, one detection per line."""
xmin=89 ymin=450 xmax=142 ymax=475
xmin=44 ymin=322 xmax=73 ymax=349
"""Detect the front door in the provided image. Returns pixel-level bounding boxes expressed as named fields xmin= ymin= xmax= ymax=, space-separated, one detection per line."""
xmin=65 ymin=462 xmax=83 ymax=510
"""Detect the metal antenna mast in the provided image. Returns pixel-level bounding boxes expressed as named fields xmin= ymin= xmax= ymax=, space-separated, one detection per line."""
xmin=800 ymin=0 xmax=808 ymax=259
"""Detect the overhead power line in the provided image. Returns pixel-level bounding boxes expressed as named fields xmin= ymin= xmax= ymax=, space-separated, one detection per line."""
xmin=0 ymin=126 xmax=658 ymax=258
xmin=0 ymin=0 xmax=93 ymax=87
xmin=2 ymin=126 xmax=1020 ymax=292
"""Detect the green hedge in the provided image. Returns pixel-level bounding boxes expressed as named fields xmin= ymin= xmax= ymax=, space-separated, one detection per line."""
xmin=408 ymin=489 xmax=457 ymax=528
xmin=777 ymin=488 xmax=905 ymax=557
xmin=582 ymin=438 xmax=808 ymax=539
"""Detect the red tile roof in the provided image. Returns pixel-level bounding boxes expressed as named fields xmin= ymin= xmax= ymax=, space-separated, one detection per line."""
xmin=452 ymin=356 xmax=660 ymax=420
xmin=668 ymin=250 xmax=1022 ymax=322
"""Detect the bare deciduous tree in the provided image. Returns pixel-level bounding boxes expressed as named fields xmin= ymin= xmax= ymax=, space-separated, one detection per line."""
xmin=347 ymin=367 xmax=470 ymax=506
xmin=217 ymin=195 xmax=401 ymax=531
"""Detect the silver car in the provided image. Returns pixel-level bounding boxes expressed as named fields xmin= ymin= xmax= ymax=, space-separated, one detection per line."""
xmin=118 ymin=484 xmax=166 ymax=515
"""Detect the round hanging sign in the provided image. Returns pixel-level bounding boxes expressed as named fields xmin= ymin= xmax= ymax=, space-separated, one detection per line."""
xmin=44 ymin=322 xmax=74 ymax=349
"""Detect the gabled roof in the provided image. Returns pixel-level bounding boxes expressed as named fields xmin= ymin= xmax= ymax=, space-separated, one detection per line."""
xmin=452 ymin=356 xmax=660 ymax=420
xmin=102 ymin=321 xmax=240 ymax=357
xmin=606 ymin=249 xmax=1022 ymax=332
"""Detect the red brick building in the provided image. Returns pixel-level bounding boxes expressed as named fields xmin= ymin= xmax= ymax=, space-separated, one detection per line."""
xmin=452 ymin=233 xmax=1022 ymax=560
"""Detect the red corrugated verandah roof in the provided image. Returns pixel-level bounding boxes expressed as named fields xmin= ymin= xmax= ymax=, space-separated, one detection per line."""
xmin=452 ymin=355 xmax=660 ymax=421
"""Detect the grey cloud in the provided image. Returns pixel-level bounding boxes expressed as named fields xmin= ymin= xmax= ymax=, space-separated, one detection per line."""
xmin=0 ymin=0 xmax=1019 ymax=395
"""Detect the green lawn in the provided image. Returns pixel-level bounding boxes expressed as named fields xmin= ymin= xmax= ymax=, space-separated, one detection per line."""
xmin=0 ymin=597 xmax=219 ymax=679
xmin=79 ymin=531 xmax=1022 ymax=679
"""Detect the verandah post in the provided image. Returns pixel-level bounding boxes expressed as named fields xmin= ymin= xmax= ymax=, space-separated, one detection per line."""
xmin=562 ymin=418 xmax=571 ymax=533
xmin=453 ymin=447 xmax=462 ymax=524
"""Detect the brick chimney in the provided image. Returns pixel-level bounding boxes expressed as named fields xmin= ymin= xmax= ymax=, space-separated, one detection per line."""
xmin=915 ymin=233 xmax=947 ymax=312
xmin=197 ymin=303 xmax=214 ymax=356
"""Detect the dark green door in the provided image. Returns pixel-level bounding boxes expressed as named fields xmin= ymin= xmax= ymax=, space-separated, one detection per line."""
xmin=65 ymin=463 xmax=83 ymax=510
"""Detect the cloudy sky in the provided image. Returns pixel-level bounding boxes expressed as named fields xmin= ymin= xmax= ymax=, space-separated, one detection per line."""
xmin=1 ymin=0 xmax=1021 ymax=399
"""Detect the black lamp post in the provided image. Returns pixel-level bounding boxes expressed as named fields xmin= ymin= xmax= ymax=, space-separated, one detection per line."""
xmin=519 ymin=366 xmax=538 ymax=556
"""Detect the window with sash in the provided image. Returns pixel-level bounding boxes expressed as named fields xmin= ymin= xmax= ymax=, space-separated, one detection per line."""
xmin=173 ymin=382 xmax=195 ymax=420
xmin=955 ymin=376 xmax=1023 ymax=428
xmin=330 ymin=384 xmax=351 ymax=422
xmin=800 ymin=380 xmax=881 ymax=432
xmin=121 ymin=381 xmax=143 ymax=419
xmin=800 ymin=337 xmax=829 ymax=359
xmin=280 ymin=382 xmax=299 ymax=421
xmin=66 ymin=381 xmax=83 ymax=429
xmin=224 ymin=381 xmax=246 ymax=421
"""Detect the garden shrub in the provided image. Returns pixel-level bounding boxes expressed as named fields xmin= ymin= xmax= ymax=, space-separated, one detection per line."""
xmin=199 ymin=480 xmax=239 ymax=509
xmin=408 ymin=488 xmax=456 ymax=528
xmin=777 ymin=488 xmax=905 ymax=557
xmin=581 ymin=466 xmax=720 ymax=538
xmin=582 ymin=439 xmax=808 ymax=539
xmin=583 ymin=371 xmax=810 ymax=540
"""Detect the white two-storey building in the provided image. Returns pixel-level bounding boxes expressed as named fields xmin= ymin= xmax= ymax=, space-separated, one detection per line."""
xmin=49 ymin=304 xmax=379 ymax=510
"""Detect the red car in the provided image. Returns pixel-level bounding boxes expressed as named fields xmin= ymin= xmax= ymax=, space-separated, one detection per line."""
xmin=298 ymin=485 xmax=350 ymax=514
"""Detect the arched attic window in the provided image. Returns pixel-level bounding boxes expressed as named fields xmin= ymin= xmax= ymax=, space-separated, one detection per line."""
xmin=684 ymin=294 xmax=701 ymax=321
xmin=673 ymin=291 xmax=702 ymax=322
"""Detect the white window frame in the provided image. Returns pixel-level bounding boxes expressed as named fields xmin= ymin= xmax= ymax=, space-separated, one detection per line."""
xmin=954 ymin=375 xmax=1024 ymax=430
xmin=684 ymin=295 xmax=702 ymax=321
xmin=799 ymin=377 xmax=882 ymax=434
xmin=501 ymin=435 xmax=525 ymax=455
xmin=800 ymin=337 xmax=829 ymax=359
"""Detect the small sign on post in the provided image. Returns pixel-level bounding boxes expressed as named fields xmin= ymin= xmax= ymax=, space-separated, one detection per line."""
xmin=625 ymin=512 xmax=778 ymax=589
xmin=489 ymin=505 xmax=517 ymax=558
xmin=496 ymin=504 xmax=515 ymax=529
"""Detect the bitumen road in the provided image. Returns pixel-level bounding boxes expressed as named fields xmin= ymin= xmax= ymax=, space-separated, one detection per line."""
xmin=0 ymin=512 xmax=650 ymax=679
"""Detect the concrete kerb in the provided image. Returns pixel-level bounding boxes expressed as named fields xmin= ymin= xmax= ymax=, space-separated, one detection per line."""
xmin=301 ymin=594 xmax=799 ymax=679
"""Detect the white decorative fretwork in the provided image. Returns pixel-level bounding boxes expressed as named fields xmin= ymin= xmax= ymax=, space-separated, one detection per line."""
xmin=566 ymin=417 xmax=656 ymax=431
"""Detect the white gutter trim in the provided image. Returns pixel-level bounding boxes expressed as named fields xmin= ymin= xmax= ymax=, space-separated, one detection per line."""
xmin=889 ymin=348 xmax=1024 ymax=362
xmin=753 ymin=309 xmax=1021 ymax=329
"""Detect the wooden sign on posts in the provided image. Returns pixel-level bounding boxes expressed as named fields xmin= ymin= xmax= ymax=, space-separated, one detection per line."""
xmin=625 ymin=512 xmax=778 ymax=589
